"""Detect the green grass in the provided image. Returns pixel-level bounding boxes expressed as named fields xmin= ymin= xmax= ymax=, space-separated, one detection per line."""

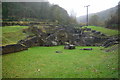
xmin=1 ymin=26 xmax=28 ymax=33
xmin=1 ymin=26 xmax=28 ymax=46
xmin=83 ymin=26 xmax=119 ymax=36
xmin=1 ymin=26 xmax=119 ymax=78
xmin=2 ymin=46 xmax=118 ymax=78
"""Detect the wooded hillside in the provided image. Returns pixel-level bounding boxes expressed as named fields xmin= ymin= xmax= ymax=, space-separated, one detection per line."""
xmin=77 ymin=4 xmax=119 ymax=30
xmin=2 ymin=2 xmax=77 ymax=25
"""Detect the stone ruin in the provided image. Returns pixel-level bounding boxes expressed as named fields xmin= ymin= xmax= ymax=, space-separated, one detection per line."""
xmin=64 ymin=44 xmax=75 ymax=49
xmin=1 ymin=44 xmax=28 ymax=55
xmin=1 ymin=25 xmax=119 ymax=54
xmin=103 ymin=35 xmax=119 ymax=48
xmin=80 ymin=48 xmax=92 ymax=50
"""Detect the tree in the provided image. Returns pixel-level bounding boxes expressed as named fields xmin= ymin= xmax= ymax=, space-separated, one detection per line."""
xmin=2 ymin=2 xmax=77 ymax=26
xmin=105 ymin=3 xmax=119 ymax=30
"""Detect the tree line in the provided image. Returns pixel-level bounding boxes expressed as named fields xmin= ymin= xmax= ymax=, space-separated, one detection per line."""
xmin=2 ymin=2 xmax=77 ymax=25
xmin=105 ymin=2 xmax=119 ymax=30
xmin=88 ymin=3 xmax=119 ymax=30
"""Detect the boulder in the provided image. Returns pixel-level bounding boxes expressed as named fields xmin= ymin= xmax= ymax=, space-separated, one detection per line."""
xmin=64 ymin=44 xmax=75 ymax=49
xmin=100 ymin=33 xmax=106 ymax=36
xmin=95 ymin=31 xmax=101 ymax=34
xmin=91 ymin=30 xmax=96 ymax=33
xmin=18 ymin=36 xmax=44 ymax=47
xmin=74 ymin=29 xmax=81 ymax=33
xmin=51 ymin=41 xmax=58 ymax=46
xmin=85 ymin=28 xmax=91 ymax=31
xmin=43 ymin=41 xmax=58 ymax=47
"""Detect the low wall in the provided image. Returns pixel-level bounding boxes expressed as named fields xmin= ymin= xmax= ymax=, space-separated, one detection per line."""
xmin=1 ymin=44 xmax=28 ymax=55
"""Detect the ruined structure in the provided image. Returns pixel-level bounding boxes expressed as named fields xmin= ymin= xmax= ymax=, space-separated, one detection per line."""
xmin=1 ymin=44 xmax=28 ymax=55
xmin=1 ymin=24 xmax=119 ymax=54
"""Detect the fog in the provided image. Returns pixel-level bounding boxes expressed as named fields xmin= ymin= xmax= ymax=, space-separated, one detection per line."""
xmin=2 ymin=0 xmax=119 ymax=17
xmin=48 ymin=0 xmax=119 ymax=17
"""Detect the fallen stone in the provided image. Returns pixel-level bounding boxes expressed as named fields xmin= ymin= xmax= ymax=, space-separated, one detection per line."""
xmin=95 ymin=31 xmax=101 ymax=34
xmin=55 ymin=51 xmax=62 ymax=53
xmin=52 ymin=41 xmax=58 ymax=46
xmin=101 ymin=33 xmax=106 ymax=36
xmin=86 ymin=28 xmax=91 ymax=31
xmin=64 ymin=44 xmax=75 ymax=49
xmin=80 ymin=48 xmax=92 ymax=50
xmin=91 ymin=30 xmax=96 ymax=33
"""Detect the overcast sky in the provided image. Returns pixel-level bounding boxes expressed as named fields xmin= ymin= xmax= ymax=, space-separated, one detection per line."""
xmin=48 ymin=0 xmax=119 ymax=17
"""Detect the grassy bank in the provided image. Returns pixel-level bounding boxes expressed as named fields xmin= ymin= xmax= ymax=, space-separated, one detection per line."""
xmin=2 ymin=46 xmax=118 ymax=78
xmin=1 ymin=26 xmax=28 ymax=46
xmin=83 ymin=26 xmax=119 ymax=36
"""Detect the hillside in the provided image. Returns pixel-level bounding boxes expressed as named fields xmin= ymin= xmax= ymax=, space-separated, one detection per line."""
xmin=77 ymin=5 xmax=118 ymax=24
xmin=1 ymin=26 xmax=28 ymax=46
xmin=82 ymin=26 xmax=119 ymax=36
xmin=2 ymin=2 xmax=77 ymax=26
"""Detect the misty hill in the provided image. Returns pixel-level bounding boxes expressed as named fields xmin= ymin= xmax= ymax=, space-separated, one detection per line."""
xmin=2 ymin=2 xmax=77 ymax=26
xmin=77 ymin=5 xmax=118 ymax=23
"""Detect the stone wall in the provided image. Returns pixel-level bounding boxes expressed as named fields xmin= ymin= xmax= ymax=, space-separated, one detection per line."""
xmin=2 ymin=44 xmax=28 ymax=55
xmin=18 ymin=36 xmax=44 ymax=48
xmin=2 ymin=26 xmax=118 ymax=55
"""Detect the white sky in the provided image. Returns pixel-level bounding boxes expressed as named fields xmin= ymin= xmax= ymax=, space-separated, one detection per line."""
xmin=48 ymin=0 xmax=120 ymax=17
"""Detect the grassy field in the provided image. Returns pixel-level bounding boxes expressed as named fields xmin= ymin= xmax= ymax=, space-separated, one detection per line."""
xmin=2 ymin=46 xmax=118 ymax=78
xmin=1 ymin=26 xmax=28 ymax=46
xmin=83 ymin=26 xmax=119 ymax=36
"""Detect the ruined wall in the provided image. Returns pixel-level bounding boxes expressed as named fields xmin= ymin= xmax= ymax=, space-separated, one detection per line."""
xmin=2 ymin=26 xmax=118 ymax=55
xmin=2 ymin=44 xmax=28 ymax=55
